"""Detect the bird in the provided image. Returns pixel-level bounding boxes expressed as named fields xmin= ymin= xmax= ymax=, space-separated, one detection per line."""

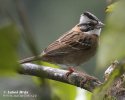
xmin=19 ymin=11 xmax=104 ymax=75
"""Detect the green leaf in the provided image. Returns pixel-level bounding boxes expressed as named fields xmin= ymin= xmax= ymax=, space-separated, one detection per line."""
xmin=40 ymin=61 xmax=59 ymax=68
xmin=48 ymin=80 xmax=76 ymax=100
xmin=86 ymin=91 xmax=92 ymax=100
xmin=97 ymin=0 xmax=125 ymax=68
xmin=92 ymin=63 xmax=123 ymax=100
xmin=106 ymin=2 xmax=118 ymax=13
xmin=0 ymin=23 xmax=19 ymax=75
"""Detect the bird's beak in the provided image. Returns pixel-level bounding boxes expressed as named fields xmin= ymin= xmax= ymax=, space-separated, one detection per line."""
xmin=96 ymin=21 xmax=105 ymax=28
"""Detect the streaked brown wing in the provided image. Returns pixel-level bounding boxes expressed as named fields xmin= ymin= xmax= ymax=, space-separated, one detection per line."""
xmin=43 ymin=31 xmax=92 ymax=56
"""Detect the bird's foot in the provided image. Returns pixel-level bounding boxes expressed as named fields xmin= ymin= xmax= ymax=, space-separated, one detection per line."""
xmin=65 ymin=67 xmax=75 ymax=78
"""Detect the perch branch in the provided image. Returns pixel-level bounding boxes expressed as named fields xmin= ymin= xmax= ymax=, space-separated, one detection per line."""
xmin=18 ymin=63 xmax=102 ymax=92
xmin=18 ymin=60 xmax=125 ymax=100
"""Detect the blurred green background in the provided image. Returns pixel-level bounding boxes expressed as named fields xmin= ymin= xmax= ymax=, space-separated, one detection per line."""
xmin=2 ymin=0 xmax=123 ymax=100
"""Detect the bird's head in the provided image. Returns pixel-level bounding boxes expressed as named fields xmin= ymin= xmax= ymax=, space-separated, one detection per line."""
xmin=78 ymin=11 xmax=104 ymax=36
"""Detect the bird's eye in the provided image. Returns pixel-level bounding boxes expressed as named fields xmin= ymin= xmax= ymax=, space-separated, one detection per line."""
xmin=78 ymin=21 xmax=97 ymax=32
xmin=86 ymin=22 xmax=95 ymax=26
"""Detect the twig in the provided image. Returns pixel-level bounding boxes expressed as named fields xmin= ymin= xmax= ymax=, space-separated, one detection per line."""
xmin=18 ymin=63 xmax=102 ymax=92
xmin=104 ymin=60 xmax=119 ymax=81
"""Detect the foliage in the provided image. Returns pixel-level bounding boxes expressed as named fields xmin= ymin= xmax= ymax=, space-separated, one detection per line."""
xmin=93 ymin=0 xmax=125 ymax=99
xmin=49 ymin=80 xmax=76 ymax=100
xmin=0 ymin=23 xmax=19 ymax=75
xmin=97 ymin=0 xmax=125 ymax=68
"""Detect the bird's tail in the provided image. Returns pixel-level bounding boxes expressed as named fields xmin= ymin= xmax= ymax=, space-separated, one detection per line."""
xmin=19 ymin=56 xmax=41 ymax=64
